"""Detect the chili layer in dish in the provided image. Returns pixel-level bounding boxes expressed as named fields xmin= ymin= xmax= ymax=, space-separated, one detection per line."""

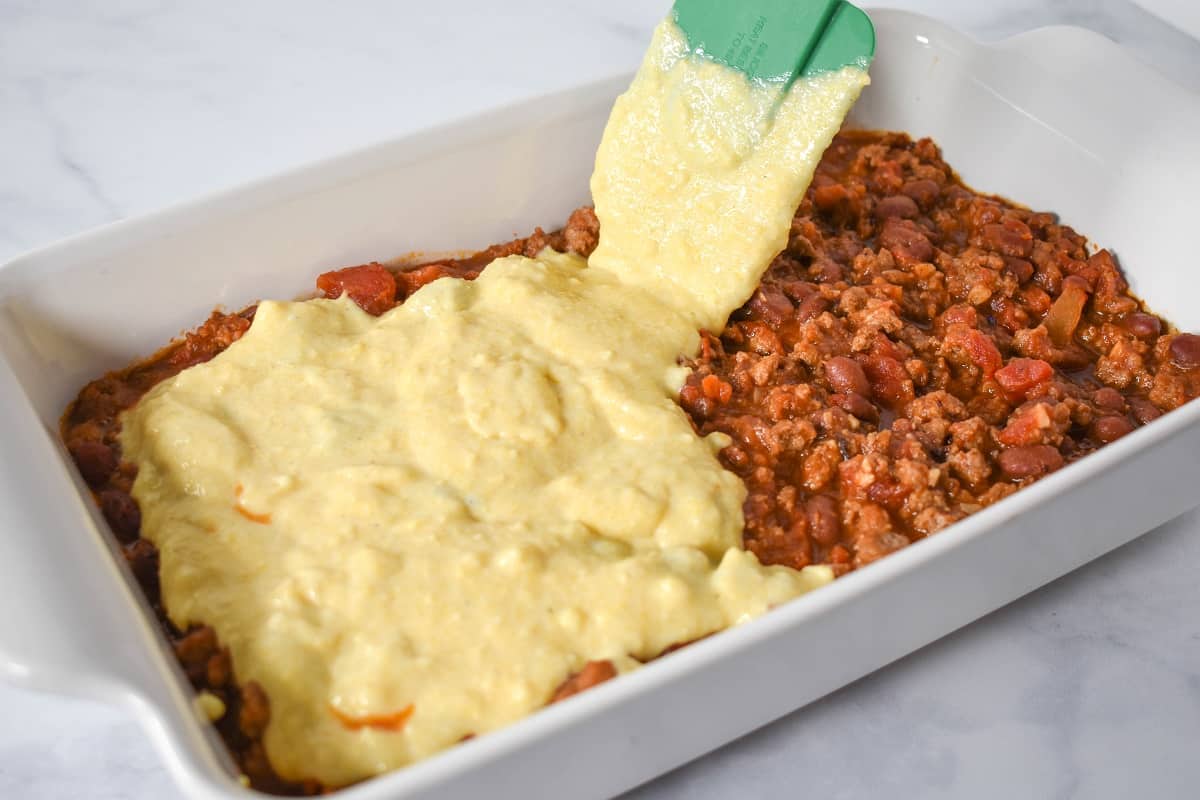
xmin=62 ymin=130 xmax=1200 ymax=794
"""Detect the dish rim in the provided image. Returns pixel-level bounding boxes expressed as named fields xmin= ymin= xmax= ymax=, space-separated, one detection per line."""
xmin=2 ymin=9 xmax=1199 ymax=799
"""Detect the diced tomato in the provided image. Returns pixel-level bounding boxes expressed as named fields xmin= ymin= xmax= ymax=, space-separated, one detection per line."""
xmin=315 ymin=263 xmax=397 ymax=316
xmin=997 ymin=403 xmax=1053 ymax=446
xmin=944 ymin=324 xmax=1003 ymax=377
xmin=395 ymin=264 xmax=460 ymax=299
xmin=700 ymin=374 xmax=733 ymax=403
xmin=550 ymin=660 xmax=617 ymax=703
xmin=994 ymin=358 xmax=1054 ymax=401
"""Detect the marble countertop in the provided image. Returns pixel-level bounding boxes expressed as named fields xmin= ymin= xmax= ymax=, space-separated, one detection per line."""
xmin=1 ymin=1 xmax=1197 ymax=798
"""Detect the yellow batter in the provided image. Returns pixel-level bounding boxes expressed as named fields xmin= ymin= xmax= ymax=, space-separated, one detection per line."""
xmin=120 ymin=19 xmax=868 ymax=787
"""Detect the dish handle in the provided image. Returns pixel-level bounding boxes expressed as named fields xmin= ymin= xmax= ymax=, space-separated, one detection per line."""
xmin=0 ymin=363 xmax=153 ymax=701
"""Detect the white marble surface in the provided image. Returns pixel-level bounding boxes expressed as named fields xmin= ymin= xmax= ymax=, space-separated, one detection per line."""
xmin=1 ymin=1 xmax=1198 ymax=798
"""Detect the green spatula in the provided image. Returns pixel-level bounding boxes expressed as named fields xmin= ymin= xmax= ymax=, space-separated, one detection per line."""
xmin=673 ymin=0 xmax=875 ymax=84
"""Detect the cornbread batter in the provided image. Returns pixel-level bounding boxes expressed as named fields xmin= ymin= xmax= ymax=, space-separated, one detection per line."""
xmin=120 ymin=19 xmax=867 ymax=786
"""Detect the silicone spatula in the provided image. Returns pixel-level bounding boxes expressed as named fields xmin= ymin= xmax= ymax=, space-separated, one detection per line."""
xmin=673 ymin=0 xmax=875 ymax=84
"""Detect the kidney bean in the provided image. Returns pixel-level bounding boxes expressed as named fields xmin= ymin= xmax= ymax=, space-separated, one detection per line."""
xmin=1092 ymin=387 xmax=1126 ymax=411
xmin=806 ymin=495 xmax=841 ymax=547
xmin=865 ymin=354 xmax=915 ymax=407
xmin=879 ymin=218 xmax=934 ymax=264
xmin=831 ymin=392 xmax=879 ymax=421
xmin=872 ymin=333 xmax=907 ymax=363
xmin=1020 ymin=285 xmax=1052 ymax=316
xmin=98 ymin=489 xmax=141 ymax=543
xmin=207 ymin=648 xmax=232 ymax=688
xmin=747 ymin=286 xmax=794 ymax=325
xmin=993 ymin=295 xmax=1031 ymax=333
xmin=1169 ymin=333 xmax=1200 ymax=370
xmin=994 ymin=358 xmax=1054 ymax=401
xmin=1121 ymin=313 xmax=1162 ymax=340
xmin=240 ymin=743 xmax=273 ymax=786
xmin=1090 ymin=415 xmax=1134 ymax=443
xmin=998 ymin=445 xmax=1064 ymax=479
xmin=239 ymin=682 xmax=271 ymax=738
xmin=1129 ymin=398 xmax=1163 ymax=425
xmin=901 ymin=178 xmax=940 ymax=208
xmin=796 ymin=293 xmax=830 ymax=322
xmin=678 ymin=382 xmax=712 ymax=419
xmin=175 ymin=626 xmax=218 ymax=667
xmin=825 ymin=356 xmax=870 ymax=396
xmin=68 ymin=439 xmax=118 ymax=487
xmin=124 ymin=539 xmax=159 ymax=593
xmin=874 ymin=194 xmax=919 ymax=220
xmin=982 ymin=219 xmax=1034 ymax=258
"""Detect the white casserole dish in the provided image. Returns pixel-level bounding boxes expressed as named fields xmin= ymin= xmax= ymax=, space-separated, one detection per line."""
xmin=2 ymin=9 xmax=1199 ymax=799
xmin=1130 ymin=0 xmax=1200 ymax=41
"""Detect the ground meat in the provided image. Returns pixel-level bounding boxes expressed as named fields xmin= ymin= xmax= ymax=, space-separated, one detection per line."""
xmin=562 ymin=205 xmax=601 ymax=256
xmin=59 ymin=131 xmax=1200 ymax=795
xmin=679 ymin=131 xmax=1198 ymax=570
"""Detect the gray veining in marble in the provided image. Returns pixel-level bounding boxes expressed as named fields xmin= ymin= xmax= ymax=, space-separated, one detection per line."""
xmin=1 ymin=1 xmax=1198 ymax=798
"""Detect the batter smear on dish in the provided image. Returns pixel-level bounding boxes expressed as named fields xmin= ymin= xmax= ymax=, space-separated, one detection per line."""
xmin=61 ymin=26 xmax=1200 ymax=800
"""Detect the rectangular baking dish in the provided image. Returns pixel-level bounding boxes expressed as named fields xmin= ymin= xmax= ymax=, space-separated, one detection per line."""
xmin=2 ymin=9 xmax=1199 ymax=800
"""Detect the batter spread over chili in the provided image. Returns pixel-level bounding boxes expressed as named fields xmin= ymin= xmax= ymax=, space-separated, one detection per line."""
xmin=62 ymin=63 xmax=1200 ymax=800
xmin=66 ymin=20 xmax=869 ymax=790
